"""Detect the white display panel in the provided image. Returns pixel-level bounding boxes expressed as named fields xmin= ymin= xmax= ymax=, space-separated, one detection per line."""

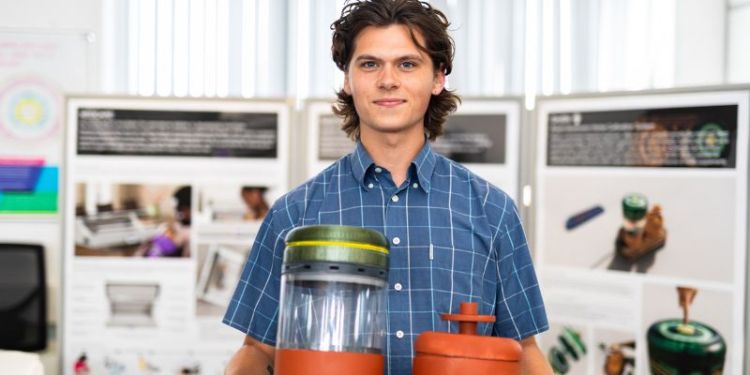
xmin=306 ymin=99 xmax=521 ymax=200
xmin=62 ymin=97 xmax=289 ymax=375
xmin=534 ymin=90 xmax=749 ymax=375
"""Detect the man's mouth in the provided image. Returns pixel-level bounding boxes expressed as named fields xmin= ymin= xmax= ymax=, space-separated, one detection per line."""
xmin=374 ymin=99 xmax=406 ymax=108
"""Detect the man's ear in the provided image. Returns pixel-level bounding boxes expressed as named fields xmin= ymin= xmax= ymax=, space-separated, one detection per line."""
xmin=432 ymin=67 xmax=446 ymax=95
xmin=343 ymin=70 xmax=352 ymax=95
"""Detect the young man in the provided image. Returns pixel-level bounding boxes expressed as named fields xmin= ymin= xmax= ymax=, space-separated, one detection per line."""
xmin=224 ymin=1 xmax=551 ymax=374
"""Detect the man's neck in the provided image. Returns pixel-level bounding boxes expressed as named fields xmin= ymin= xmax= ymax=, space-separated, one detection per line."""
xmin=360 ymin=126 xmax=425 ymax=187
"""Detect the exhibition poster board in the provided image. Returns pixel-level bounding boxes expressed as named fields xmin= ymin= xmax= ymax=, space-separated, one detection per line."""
xmin=306 ymin=99 xmax=521 ymax=200
xmin=62 ymin=97 xmax=289 ymax=374
xmin=534 ymin=90 xmax=749 ymax=375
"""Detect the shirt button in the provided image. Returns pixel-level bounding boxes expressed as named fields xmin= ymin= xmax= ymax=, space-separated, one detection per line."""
xmin=412 ymin=182 xmax=419 ymax=188
xmin=392 ymin=237 xmax=400 ymax=245
xmin=395 ymin=330 xmax=404 ymax=339
xmin=394 ymin=283 xmax=403 ymax=291
xmin=391 ymin=195 xmax=399 ymax=203
xmin=375 ymin=167 xmax=382 ymax=173
xmin=368 ymin=183 xmax=374 ymax=189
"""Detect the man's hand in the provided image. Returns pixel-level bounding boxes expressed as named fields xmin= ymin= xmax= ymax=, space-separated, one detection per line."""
xmin=519 ymin=336 xmax=553 ymax=374
xmin=225 ymin=336 xmax=276 ymax=375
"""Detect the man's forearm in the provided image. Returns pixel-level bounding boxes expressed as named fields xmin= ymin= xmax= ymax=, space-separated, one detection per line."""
xmin=225 ymin=344 xmax=274 ymax=375
xmin=520 ymin=336 xmax=553 ymax=374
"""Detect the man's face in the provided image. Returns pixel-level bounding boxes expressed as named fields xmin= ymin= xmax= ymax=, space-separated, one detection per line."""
xmin=343 ymin=24 xmax=445 ymax=138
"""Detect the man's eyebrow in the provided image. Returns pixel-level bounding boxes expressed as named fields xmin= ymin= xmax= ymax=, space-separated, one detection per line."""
xmin=353 ymin=54 xmax=425 ymax=62
xmin=397 ymin=54 xmax=424 ymax=61
xmin=354 ymin=54 xmax=382 ymax=62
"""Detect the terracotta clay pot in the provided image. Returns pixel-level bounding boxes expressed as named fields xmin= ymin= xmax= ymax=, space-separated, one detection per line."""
xmin=413 ymin=302 xmax=522 ymax=375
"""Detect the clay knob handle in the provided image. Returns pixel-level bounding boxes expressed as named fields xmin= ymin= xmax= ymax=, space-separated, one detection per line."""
xmin=441 ymin=302 xmax=496 ymax=335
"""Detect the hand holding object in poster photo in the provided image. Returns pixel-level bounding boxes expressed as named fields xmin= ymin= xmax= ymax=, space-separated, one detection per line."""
xmin=74 ymin=184 xmax=192 ymax=259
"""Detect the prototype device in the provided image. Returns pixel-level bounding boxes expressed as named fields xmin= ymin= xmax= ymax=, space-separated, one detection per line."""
xmin=76 ymin=211 xmax=161 ymax=249
xmin=106 ymin=282 xmax=160 ymax=327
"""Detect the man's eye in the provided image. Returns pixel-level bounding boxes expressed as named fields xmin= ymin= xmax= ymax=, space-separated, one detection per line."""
xmin=361 ymin=61 xmax=377 ymax=69
xmin=401 ymin=61 xmax=416 ymax=69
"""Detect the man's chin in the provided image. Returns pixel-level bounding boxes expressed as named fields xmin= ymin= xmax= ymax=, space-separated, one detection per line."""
xmin=362 ymin=123 xmax=422 ymax=137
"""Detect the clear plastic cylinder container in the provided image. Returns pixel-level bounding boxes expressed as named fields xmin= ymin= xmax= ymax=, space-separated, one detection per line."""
xmin=277 ymin=271 xmax=386 ymax=353
xmin=276 ymin=225 xmax=389 ymax=356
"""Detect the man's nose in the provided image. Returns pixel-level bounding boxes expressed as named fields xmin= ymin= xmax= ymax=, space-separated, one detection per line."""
xmin=377 ymin=65 xmax=400 ymax=90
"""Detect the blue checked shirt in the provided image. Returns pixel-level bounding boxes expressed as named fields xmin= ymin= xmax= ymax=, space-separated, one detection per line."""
xmin=224 ymin=140 xmax=548 ymax=374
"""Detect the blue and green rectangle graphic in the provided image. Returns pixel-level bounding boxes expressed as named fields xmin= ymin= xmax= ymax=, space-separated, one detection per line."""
xmin=0 ymin=158 xmax=58 ymax=214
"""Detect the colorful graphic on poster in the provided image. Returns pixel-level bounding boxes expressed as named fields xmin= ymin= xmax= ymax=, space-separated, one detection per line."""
xmin=0 ymin=77 xmax=63 ymax=214
xmin=0 ymin=157 xmax=57 ymax=213
xmin=0 ymin=77 xmax=62 ymax=140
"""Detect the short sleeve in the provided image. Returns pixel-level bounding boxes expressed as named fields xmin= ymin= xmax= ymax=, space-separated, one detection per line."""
xmin=222 ymin=210 xmax=287 ymax=345
xmin=492 ymin=196 xmax=549 ymax=340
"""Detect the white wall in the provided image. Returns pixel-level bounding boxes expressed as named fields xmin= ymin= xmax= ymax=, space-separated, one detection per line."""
xmin=729 ymin=0 xmax=750 ymax=83
xmin=0 ymin=0 xmax=103 ymax=87
xmin=0 ymin=0 xmax=102 ymax=30
xmin=674 ymin=0 xmax=726 ymax=86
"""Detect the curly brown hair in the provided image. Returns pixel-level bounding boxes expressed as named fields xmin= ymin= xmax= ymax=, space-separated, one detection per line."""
xmin=330 ymin=0 xmax=460 ymax=141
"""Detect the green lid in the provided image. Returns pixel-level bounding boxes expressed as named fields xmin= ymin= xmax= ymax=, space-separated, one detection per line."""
xmin=647 ymin=319 xmax=726 ymax=374
xmin=284 ymin=225 xmax=389 ymax=269
xmin=622 ymin=193 xmax=648 ymax=221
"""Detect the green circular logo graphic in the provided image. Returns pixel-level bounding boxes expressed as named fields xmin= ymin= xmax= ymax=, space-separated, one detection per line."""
xmin=695 ymin=123 xmax=729 ymax=159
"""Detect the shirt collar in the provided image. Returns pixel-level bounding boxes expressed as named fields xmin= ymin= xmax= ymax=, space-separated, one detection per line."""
xmin=411 ymin=139 xmax=436 ymax=193
xmin=350 ymin=141 xmax=375 ymax=187
xmin=349 ymin=139 xmax=437 ymax=193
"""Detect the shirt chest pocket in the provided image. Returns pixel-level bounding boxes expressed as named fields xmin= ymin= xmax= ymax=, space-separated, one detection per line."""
xmin=425 ymin=243 xmax=487 ymax=296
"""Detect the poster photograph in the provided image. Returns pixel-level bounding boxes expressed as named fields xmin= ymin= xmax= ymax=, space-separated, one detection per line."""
xmin=641 ymin=282 xmax=734 ymax=375
xmin=63 ymin=261 xmax=202 ymax=375
xmin=74 ymin=182 xmax=193 ymax=259
xmin=193 ymin=184 xmax=271 ymax=243
xmin=196 ymin=243 xmax=248 ymax=316
xmin=540 ymin=172 xmax=736 ymax=282
xmin=593 ymin=328 xmax=636 ymax=375
xmin=540 ymin=323 xmax=589 ymax=375
xmin=535 ymin=89 xmax=749 ymax=375
xmin=432 ymin=113 xmax=506 ymax=164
